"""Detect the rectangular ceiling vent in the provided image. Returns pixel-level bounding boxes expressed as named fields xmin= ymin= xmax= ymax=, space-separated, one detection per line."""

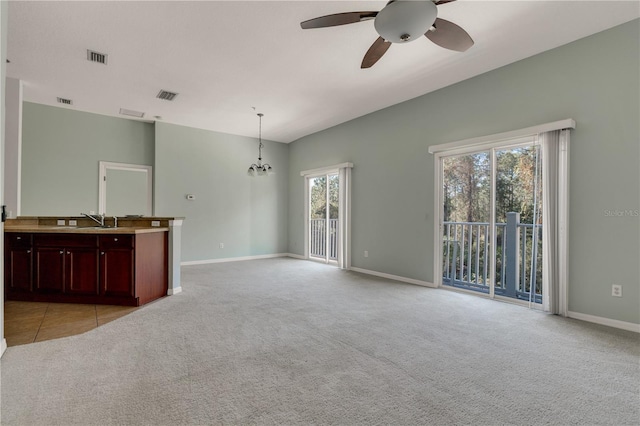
xmin=87 ymin=49 xmax=108 ymax=65
xmin=57 ymin=97 xmax=73 ymax=105
xmin=119 ymin=108 xmax=145 ymax=118
xmin=156 ymin=90 xmax=178 ymax=101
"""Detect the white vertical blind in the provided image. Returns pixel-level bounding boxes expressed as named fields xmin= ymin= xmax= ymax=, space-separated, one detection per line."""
xmin=541 ymin=129 xmax=570 ymax=315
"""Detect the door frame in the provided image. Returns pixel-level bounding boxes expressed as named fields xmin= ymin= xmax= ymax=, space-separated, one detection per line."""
xmin=430 ymin=119 xmax=574 ymax=311
xmin=301 ymin=162 xmax=353 ymax=269
xmin=98 ymin=161 xmax=153 ymax=216
xmin=306 ymin=173 xmax=338 ymax=264
xmin=434 ymin=136 xmax=537 ymax=305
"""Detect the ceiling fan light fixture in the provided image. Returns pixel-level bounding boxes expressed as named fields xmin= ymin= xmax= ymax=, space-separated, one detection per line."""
xmin=374 ymin=0 xmax=437 ymax=43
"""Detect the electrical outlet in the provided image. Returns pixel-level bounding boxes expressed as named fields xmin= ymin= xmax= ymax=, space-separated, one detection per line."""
xmin=364 ymin=250 xmax=368 ymax=258
xmin=151 ymin=220 xmax=160 ymax=227
xmin=612 ymin=284 xmax=622 ymax=297
xmin=69 ymin=220 xmax=77 ymax=226
xmin=220 ymin=243 xmax=224 ymax=249
xmin=57 ymin=219 xmax=66 ymax=226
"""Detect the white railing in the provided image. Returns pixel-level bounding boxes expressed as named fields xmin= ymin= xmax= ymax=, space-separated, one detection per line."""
xmin=442 ymin=212 xmax=542 ymax=302
xmin=310 ymin=219 xmax=338 ymax=260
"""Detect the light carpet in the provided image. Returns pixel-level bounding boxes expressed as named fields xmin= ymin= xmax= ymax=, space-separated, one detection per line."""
xmin=1 ymin=258 xmax=639 ymax=425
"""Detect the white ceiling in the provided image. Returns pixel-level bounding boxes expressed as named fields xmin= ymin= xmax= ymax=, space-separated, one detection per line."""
xmin=6 ymin=1 xmax=639 ymax=143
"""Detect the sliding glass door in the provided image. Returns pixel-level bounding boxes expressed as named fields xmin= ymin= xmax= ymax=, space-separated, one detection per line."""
xmin=440 ymin=139 xmax=543 ymax=304
xmin=308 ymin=173 xmax=339 ymax=263
xmin=442 ymin=152 xmax=491 ymax=293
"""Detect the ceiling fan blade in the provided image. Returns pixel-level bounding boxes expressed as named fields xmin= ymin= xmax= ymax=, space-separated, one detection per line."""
xmin=361 ymin=37 xmax=392 ymax=69
xmin=300 ymin=11 xmax=378 ymax=29
xmin=425 ymin=18 xmax=474 ymax=52
xmin=435 ymin=0 xmax=457 ymax=4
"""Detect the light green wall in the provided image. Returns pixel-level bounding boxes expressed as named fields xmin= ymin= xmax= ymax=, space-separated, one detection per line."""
xmin=21 ymin=102 xmax=154 ymax=215
xmin=288 ymin=20 xmax=640 ymax=324
xmin=16 ymin=20 xmax=639 ymax=325
xmin=154 ymin=122 xmax=289 ymax=262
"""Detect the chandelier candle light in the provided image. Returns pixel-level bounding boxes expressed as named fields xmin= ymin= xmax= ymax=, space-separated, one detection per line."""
xmin=248 ymin=113 xmax=272 ymax=174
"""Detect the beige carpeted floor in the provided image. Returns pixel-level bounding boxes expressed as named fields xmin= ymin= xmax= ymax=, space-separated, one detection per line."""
xmin=1 ymin=258 xmax=639 ymax=425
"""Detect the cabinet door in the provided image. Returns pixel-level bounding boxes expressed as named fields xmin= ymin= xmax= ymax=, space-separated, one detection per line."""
xmin=100 ymin=249 xmax=134 ymax=297
xmin=6 ymin=247 xmax=33 ymax=293
xmin=34 ymin=247 xmax=65 ymax=293
xmin=66 ymin=248 xmax=99 ymax=295
xmin=4 ymin=234 xmax=33 ymax=294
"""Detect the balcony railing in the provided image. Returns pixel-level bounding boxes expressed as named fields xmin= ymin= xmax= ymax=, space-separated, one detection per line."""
xmin=310 ymin=219 xmax=338 ymax=260
xmin=443 ymin=212 xmax=542 ymax=303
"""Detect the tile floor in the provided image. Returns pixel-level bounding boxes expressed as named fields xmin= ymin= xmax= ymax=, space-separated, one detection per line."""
xmin=4 ymin=301 xmax=138 ymax=347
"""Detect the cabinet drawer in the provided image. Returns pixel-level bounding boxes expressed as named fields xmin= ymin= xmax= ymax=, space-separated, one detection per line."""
xmin=99 ymin=235 xmax=134 ymax=250
xmin=34 ymin=234 xmax=98 ymax=248
xmin=6 ymin=233 xmax=32 ymax=248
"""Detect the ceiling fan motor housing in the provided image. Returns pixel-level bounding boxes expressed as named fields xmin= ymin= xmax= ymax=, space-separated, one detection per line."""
xmin=374 ymin=0 xmax=438 ymax=43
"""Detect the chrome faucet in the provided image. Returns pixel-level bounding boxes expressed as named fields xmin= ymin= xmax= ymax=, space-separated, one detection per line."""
xmin=81 ymin=212 xmax=105 ymax=227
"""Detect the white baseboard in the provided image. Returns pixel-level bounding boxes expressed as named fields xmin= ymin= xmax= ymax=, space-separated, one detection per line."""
xmin=287 ymin=253 xmax=306 ymax=260
xmin=167 ymin=287 xmax=182 ymax=296
xmin=181 ymin=253 xmax=290 ymax=266
xmin=568 ymin=311 xmax=640 ymax=333
xmin=1 ymin=338 xmax=7 ymax=358
xmin=349 ymin=266 xmax=436 ymax=288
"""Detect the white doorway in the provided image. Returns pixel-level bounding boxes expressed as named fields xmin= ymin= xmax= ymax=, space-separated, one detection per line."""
xmin=430 ymin=121 xmax=573 ymax=314
xmin=301 ymin=163 xmax=353 ymax=269
xmin=98 ymin=162 xmax=152 ymax=216
xmin=308 ymin=173 xmax=339 ymax=263
xmin=439 ymin=141 xmax=543 ymax=305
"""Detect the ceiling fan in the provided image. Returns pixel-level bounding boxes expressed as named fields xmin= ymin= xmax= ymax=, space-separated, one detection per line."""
xmin=300 ymin=0 xmax=474 ymax=69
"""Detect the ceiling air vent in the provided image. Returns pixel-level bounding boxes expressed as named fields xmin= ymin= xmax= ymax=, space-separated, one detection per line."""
xmin=156 ymin=90 xmax=178 ymax=101
xmin=57 ymin=97 xmax=73 ymax=105
xmin=87 ymin=49 xmax=108 ymax=65
xmin=119 ymin=108 xmax=145 ymax=118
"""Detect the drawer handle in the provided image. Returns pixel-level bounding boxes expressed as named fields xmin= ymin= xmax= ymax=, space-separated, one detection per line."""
xmin=59 ymin=250 xmax=64 ymax=254
xmin=27 ymin=250 xmax=31 ymax=254
xmin=114 ymin=238 xmax=118 ymax=242
xmin=16 ymin=236 xmax=21 ymax=240
xmin=101 ymin=252 xmax=105 ymax=256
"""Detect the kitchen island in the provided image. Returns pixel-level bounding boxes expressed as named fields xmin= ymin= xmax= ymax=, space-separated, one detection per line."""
xmin=4 ymin=216 xmax=181 ymax=306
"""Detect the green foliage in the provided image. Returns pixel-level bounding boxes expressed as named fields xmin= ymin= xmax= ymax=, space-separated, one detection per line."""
xmin=443 ymin=147 xmax=542 ymax=225
xmin=443 ymin=152 xmax=490 ymax=222
xmin=310 ymin=175 xmax=339 ymax=219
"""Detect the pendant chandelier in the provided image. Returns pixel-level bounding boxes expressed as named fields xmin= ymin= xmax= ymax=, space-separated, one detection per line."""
xmin=247 ymin=113 xmax=272 ymax=174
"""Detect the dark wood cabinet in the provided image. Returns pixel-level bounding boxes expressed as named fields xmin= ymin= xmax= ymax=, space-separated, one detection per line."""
xmin=131 ymin=232 xmax=168 ymax=305
xmin=100 ymin=235 xmax=134 ymax=298
xmin=34 ymin=247 xmax=66 ymax=294
xmin=5 ymin=234 xmax=33 ymax=294
xmin=33 ymin=234 xmax=99 ymax=295
xmin=4 ymin=230 xmax=167 ymax=306
xmin=66 ymin=247 xmax=100 ymax=295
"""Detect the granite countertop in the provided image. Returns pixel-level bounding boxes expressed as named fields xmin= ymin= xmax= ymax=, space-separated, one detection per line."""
xmin=5 ymin=225 xmax=169 ymax=235
xmin=4 ymin=216 xmax=181 ymax=234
